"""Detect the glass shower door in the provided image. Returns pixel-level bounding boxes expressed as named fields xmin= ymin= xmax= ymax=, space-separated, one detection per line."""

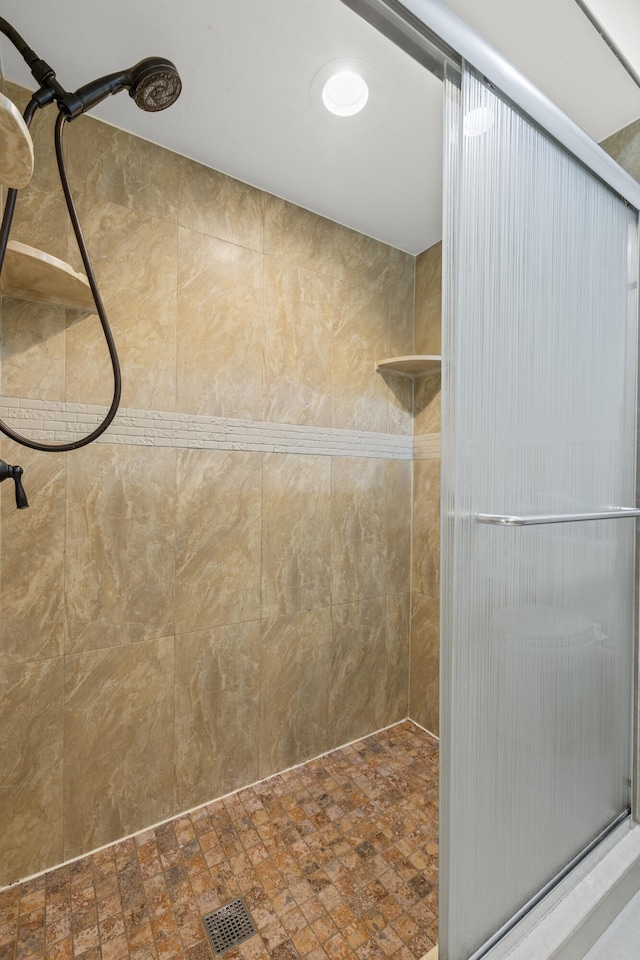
xmin=440 ymin=65 xmax=639 ymax=959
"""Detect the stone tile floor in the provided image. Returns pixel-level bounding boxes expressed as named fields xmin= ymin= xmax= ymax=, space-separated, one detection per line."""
xmin=0 ymin=721 xmax=438 ymax=960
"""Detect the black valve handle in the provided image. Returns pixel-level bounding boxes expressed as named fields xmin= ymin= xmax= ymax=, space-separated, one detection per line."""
xmin=0 ymin=459 xmax=28 ymax=509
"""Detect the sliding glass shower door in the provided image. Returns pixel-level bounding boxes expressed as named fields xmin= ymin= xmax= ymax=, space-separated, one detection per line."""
xmin=440 ymin=65 xmax=639 ymax=959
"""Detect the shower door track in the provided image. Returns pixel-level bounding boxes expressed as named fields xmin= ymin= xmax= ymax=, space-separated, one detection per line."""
xmin=467 ymin=811 xmax=631 ymax=960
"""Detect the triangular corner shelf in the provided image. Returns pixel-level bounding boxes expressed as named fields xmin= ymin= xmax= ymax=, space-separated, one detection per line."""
xmin=0 ymin=240 xmax=94 ymax=310
xmin=0 ymin=91 xmax=34 ymax=189
xmin=375 ymin=355 xmax=441 ymax=378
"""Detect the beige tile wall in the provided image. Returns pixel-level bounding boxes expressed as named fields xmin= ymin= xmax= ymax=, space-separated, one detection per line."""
xmin=601 ymin=120 xmax=640 ymax=183
xmin=0 ymin=80 xmax=413 ymax=885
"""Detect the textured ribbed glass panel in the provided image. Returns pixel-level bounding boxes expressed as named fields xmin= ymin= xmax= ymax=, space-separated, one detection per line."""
xmin=440 ymin=64 xmax=638 ymax=960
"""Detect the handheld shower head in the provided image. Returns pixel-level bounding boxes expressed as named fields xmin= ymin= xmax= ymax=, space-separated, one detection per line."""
xmin=70 ymin=57 xmax=181 ymax=117
xmin=129 ymin=58 xmax=182 ymax=111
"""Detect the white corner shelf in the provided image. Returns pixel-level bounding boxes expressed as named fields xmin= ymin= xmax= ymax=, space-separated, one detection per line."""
xmin=375 ymin=354 xmax=441 ymax=379
xmin=0 ymin=240 xmax=94 ymax=310
xmin=0 ymin=92 xmax=34 ymax=189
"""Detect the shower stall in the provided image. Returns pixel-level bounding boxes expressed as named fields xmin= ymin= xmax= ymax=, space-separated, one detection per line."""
xmin=1 ymin=1 xmax=639 ymax=958
xmin=346 ymin=0 xmax=640 ymax=957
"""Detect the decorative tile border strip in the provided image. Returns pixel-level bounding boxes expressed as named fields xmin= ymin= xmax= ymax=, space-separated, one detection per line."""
xmin=413 ymin=433 xmax=441 ymax=460
xmin=0 ymin=396 xmax=413 ymax=460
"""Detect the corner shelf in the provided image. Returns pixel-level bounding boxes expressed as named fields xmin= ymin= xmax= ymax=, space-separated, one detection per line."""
xmin=0 ymin=92 xmax=34 ymax=189
xmin=0 ymin=240 xmax=94 ymax=310
xmin=375 ymin=355 xmax=441 ymax=379
xmin=0 ymin=93 xmax=93 ymax=312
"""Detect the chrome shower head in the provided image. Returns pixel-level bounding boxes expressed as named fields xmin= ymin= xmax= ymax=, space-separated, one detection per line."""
xmin=71 ymin=57 xmax=182 ymax=116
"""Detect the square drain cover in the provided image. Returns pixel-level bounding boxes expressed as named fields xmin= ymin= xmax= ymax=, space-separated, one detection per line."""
xmin=203 ymin=898 xmax=257 ymax=956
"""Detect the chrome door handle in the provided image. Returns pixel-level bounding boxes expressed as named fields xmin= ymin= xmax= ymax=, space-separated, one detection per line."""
xmin=476 ymin=509 xmax=640 ymax=526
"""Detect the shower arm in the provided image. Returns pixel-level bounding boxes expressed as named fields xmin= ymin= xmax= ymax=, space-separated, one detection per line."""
xmin=0 ymin=16 xmax=122 ymax=455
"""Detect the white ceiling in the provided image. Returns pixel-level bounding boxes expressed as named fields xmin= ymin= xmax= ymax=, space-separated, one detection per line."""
xmin=1 ymin=0 xmax=640 ymax=254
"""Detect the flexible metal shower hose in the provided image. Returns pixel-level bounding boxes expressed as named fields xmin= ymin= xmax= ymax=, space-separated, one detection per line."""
xmin=0 ymin=98 xmax=122 ymax=452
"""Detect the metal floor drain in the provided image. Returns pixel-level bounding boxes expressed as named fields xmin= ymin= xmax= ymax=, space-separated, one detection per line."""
xmin=202 ymin=898 xmax=258 ymax=957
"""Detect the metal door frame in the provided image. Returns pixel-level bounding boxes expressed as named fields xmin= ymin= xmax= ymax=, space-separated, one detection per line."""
xmin=339 ymin=0 xmax=640 ymax=955
xmin=340 ymin=0 xmax=640 ymax=211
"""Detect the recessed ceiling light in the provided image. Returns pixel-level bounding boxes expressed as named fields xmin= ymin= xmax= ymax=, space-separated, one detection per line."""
xmin=322 ymin=70 xmax=369 ymax=116
xmin=310 ymin=59 xmax=378 ymax=122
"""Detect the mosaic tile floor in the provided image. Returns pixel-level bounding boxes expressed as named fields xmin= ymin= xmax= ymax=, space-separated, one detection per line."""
xmin=0 ymin=721 xmax=438 ymax=960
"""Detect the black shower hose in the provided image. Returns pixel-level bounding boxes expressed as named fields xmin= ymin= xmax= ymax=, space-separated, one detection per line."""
xmin=0 ymin=97 xmax=122 ymax=452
